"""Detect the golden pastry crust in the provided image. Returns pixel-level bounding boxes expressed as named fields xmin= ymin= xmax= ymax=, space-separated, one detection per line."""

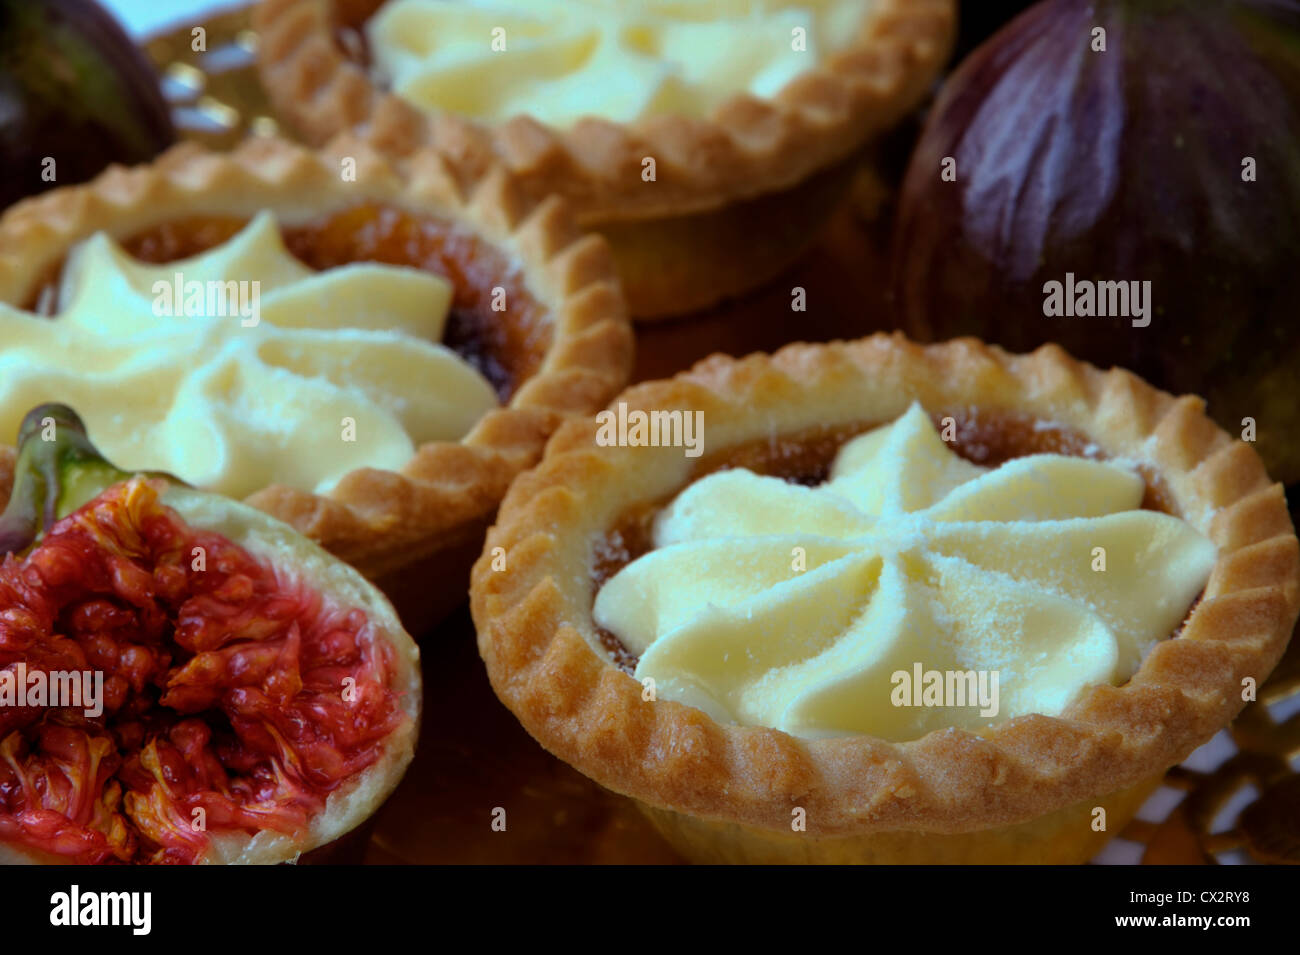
xmin=470 ymin=334 xmax=1300 ymax=836
xmin=0 ymin=136 xmax=632 ymax=584
xmin=252 ymin=0 xmax=956 ymax=223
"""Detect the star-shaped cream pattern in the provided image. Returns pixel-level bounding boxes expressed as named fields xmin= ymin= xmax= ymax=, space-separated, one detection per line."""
xmin=594 ymin=404 xmax=1218 ymax=741
xmin=0 ymin=212 xmax=499 ymax=498
xmin=367 ymin=0 xmax=868 ymax=126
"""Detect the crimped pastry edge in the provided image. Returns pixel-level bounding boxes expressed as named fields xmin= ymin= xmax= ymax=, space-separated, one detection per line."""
xmin=252 ymin=0 xmax=956 ymax=222
xmin=0 ymin=135 xmax=633 ymax=580
xmin=469 ymin=333 xmax=1300 ymax=836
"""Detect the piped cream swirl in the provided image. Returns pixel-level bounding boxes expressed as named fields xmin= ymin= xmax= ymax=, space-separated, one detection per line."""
xmin=367 ymin=0 xmax=870 ymax=127
xmin=594 ymin=404 xmax=1217 ymax=741
xmin=0 ymin=212 xmax=499 ymax=497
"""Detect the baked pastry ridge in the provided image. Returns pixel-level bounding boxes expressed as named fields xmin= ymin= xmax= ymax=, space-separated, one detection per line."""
xmin=471 ymin=334 xmax=1300 ymax=859
xmin=0 ymin=136 xmax=633 ymax=603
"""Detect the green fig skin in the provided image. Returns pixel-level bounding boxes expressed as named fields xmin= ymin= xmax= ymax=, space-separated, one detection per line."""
xmin=0 ymin=404 xmax=174 ymax=556
xmin=0 ymin=0 xmax=174 ymax=212
xmin=893 ymin=0 xmax=1300 ymax=485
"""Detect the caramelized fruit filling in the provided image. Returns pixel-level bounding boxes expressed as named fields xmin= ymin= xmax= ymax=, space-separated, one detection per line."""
xmin=30 ymin=203 xmax=548 ymax=402
xmin=593 ymin=408 xmax=1175 ymax=670
xmin=0 ymin=479 xmax=403 ymax=864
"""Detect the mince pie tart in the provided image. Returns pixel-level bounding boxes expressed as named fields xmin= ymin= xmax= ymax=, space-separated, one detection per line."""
xmin=0 ymin=136 xmax=632 ymax=632
xmin=470 ymin=334 xmax=1300 ymax=864
xmin=253 ymin=0 xmax=956 ymax=317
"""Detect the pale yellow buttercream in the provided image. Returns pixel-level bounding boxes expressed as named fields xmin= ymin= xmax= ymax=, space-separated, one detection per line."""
xmin=0 ymin=212 xmax=499 ymax=497
xmin=594 ymin=404 xmax=1217 ymax=741
xmin=367 ymin=0 xmax=869 ymax=126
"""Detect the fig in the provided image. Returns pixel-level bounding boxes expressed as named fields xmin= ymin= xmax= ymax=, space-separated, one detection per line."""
xmin=0 ymin=405 xmax=420 ymax=864
xmin=952 ymin=0 xmax=1038 ymax=63
xmin=892 ymin=0 xmax=1300 ymax=485
xmin=0 ymin=0 xmax=174 ymax=212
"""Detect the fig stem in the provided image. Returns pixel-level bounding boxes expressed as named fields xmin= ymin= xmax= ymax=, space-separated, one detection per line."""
xmin=0 ymin=403 xmax=146 ymax=556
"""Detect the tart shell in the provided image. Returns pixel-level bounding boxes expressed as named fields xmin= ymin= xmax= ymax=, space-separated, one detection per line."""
xmin=470 ymin=334 xmax=1300 ymax=839
xmin=254 ymin=0 xmax=955 ymax=220
xmin=252 ymin=0 xmax=956 ymax=317
xmin=0 ymin=136 xmax=632 ymax=629
xmin=638 ymin=774 xmax=1164 ymax=864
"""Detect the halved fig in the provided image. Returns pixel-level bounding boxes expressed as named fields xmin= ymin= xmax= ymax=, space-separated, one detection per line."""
xmin=0 ymin=405 xmax=420 ymax=864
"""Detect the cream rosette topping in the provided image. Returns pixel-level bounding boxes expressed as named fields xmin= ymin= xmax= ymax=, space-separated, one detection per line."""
xmin=0 ymin=212 xmax=498 ymax=498
xmin=594 ymin=404 xmax=1218 ymax=741
xmin=367 ymin=0 xmax=866 ymax=127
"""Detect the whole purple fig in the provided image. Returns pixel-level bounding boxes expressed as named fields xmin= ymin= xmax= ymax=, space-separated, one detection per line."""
xmin=893 ymin=0 xmax=1300 ymax=484
xmin=0 ymin=0 xmax=175 ymax=212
